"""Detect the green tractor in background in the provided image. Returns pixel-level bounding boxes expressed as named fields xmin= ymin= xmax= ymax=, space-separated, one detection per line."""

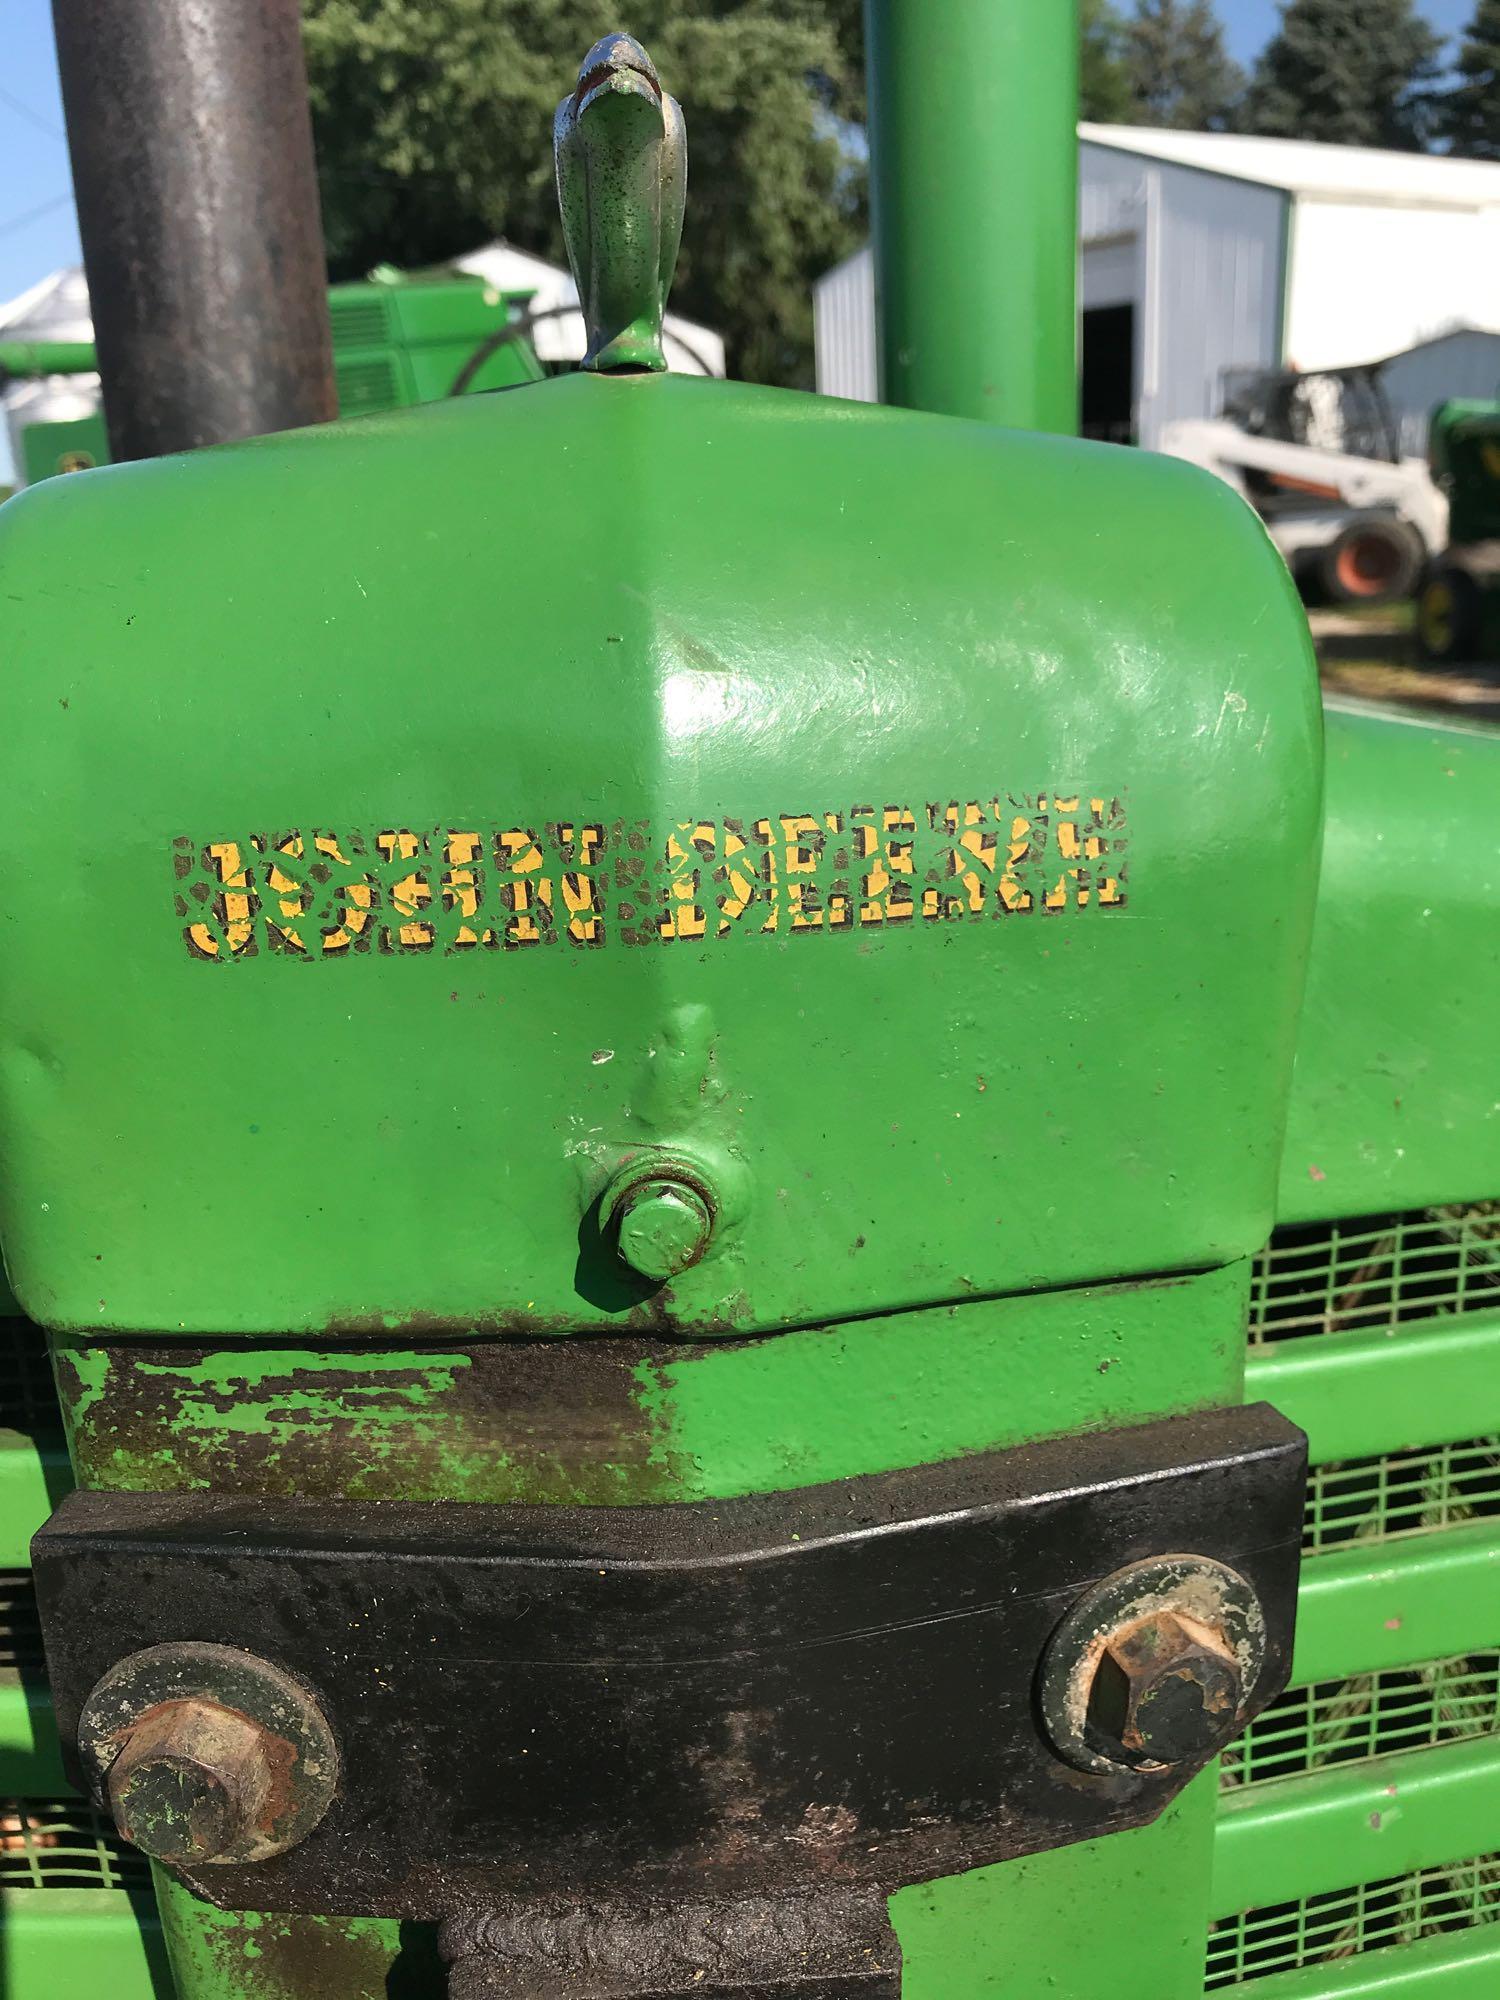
xmin=1417 ymin=397 xmax=1500 ymax=664
xmin=1 ymin=271 xmax=544 ymax=487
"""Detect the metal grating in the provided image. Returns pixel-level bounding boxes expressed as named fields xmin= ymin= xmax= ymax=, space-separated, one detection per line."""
xmin=1221 ymin=1654 xmax=1500 ymax=1789
xmin=334 ymin=356 xmax=401 ymax=417
xmin=0 ymin=1572 xmax=44 ymax=1673
xmin=1303 ymin=1438 xmax=1500 ymax=1554
xmin=1206 ymin=1856 xmax=1500 ymax=1988
xmin=328 ymin=297 xmax=390 ymax=350
xmin=1249 ymin=1206 xmax=1500 ymax=1345
xmin=0 ymin=1800 xmax=149 ymax=1890
xmin=0 ymin=1319 xmax=60 ymax=1434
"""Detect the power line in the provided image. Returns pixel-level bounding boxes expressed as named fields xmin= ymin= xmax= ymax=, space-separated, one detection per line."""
xmin=0 ymin=191 xmax=72 ymax=241
xmin=0 ymin=84 xmax=64 ymax=142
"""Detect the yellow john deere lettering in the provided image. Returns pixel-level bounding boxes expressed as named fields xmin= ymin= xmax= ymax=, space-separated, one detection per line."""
xmin=172 ymin=794 xmax=1128 ymax=960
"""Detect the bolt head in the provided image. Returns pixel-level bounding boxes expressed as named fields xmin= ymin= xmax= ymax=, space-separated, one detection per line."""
xmin=106 ymin=1698 xmax=271 ymax=1864
xmin=112 ymin=1756 xmax=238 ymax=1863
xmin=612 ymin=1179 xmax=713 ymax=1283
xmin=1087 ymin=1610 xmax=1243 ymax=1768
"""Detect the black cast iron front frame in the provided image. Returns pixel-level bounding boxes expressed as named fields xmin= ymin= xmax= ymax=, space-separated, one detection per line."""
xmin=33 ymin=1403 xmax=1306 ymax=1918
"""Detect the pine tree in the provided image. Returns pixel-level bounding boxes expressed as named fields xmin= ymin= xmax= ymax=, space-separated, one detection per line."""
xmin=1124 ymin=1 xmax=1243 ymax=130
xmin=1242 ymin=0 xmax=1443 ymax=150
xmin=1441 ymin=0 xmax=1500 ymax=157
xmin=1080 ymin=0 xmax=1133 ymax=123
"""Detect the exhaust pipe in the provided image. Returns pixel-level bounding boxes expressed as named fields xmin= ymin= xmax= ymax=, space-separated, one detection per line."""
xmin=51 ymin=0 xmax=337 ymax=461
xmin=864 ymin=0 xmax=1078 ymax=433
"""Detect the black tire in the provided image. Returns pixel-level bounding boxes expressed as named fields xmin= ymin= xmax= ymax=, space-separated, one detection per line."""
xmin=1416 ymin=563 xmax=1483 ymax=665
xmin=1318 ymin=514 xmax=1424 ymax=606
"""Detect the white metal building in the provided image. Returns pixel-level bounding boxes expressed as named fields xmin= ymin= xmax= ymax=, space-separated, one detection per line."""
xmin=456 ymin=241 xmax=724 ymax=378
xmin=1379 ymin=327 xmax=1500 ymax=456
xmin=0 ymin=266 xmax=99 ymax=486
xmin=815 ymin=126 xmax=1500 ymax=450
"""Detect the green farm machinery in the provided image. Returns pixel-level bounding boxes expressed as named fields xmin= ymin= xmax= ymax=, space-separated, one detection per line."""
xmin=0 ymin=3 xmax=1494 ymax=1998
xmin=1417 ymin=398 xmax=1500 ymax=663
xmin=1 ymin=271 xmax=543 ymax=487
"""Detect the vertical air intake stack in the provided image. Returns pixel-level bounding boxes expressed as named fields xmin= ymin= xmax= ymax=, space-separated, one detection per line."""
xmin=865 ymin=0 xmax=1078 ymax=430
xmin=52 ymin=0 xmax=336 ymax=459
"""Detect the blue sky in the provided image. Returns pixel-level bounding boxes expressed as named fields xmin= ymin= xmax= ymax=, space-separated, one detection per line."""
xmin=0 ymin=0 xmax=1486 ymax=312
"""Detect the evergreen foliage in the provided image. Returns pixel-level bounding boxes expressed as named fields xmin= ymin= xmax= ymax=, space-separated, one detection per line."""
xmin=1442 ymin=0 xmax=1500 ymax=157
xmin=1123 ymin=0 xmax=1243 ymax=130
xmin=302 ymin=0 xmax=866 ymax=387
xmin=1241 ymin=0 xmax=1443 ymax=150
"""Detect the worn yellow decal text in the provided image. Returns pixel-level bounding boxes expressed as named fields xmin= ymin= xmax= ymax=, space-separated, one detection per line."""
xmin=173 ymin=794 xmax=1127 ymax=960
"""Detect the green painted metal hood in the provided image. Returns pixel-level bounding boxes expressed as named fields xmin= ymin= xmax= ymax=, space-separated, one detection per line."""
xmin=0 ymin=372 xmax=1320 ymax=1337
xmin=1278 ymin=698 xmax=1500 ymax=1224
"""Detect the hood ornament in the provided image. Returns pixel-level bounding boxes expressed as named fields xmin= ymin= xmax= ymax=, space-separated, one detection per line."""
xmin=554 ymin=35 xmax=686 ymax=373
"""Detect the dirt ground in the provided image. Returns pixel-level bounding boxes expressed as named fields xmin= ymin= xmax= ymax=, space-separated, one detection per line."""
xmin=1311 ymin=604 xmax=1500 ymax=721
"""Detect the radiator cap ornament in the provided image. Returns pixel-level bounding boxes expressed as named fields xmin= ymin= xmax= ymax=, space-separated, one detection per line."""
xmin=554 ymin=35 xmax=686 ymax=372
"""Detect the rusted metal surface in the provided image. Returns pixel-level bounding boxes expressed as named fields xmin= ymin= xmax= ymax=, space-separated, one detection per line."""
xmin=107 ymin=1696 xmax=283 ymax=1865
xmin=441 ymin=1888 xmax=901 ymax=1998
xmin=1089 ymin=1609 xmax=1242 ymax=1768
xmin=51 ymin=0 xmax=336 ymax=460
xmin=77 ymin=1642 xmax=338 ymax=1865
xmin=1040 ymin=1554 xmax=1272 ymax=1776
xmin=34 ymin=1406 xmax=1306 ymax=1918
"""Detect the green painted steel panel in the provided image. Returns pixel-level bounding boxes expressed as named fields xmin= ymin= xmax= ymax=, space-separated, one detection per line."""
xmin=1291 ymin=1527 xmax=1500 ymax=1685
xmin=156 ymin=1892 xmax=431 ymax=1998
xmin=0 ymin=1888 xmax=168 ymax=1998
xmin=894 ymin=1773 xmax=1220 ymax=1999
xmin=1211 ymin=1736 xmax=1500 ymax=1916
xmin=1221 ymin=1926 xmax=1500 ymax=2000
xmin=0 ymin=372 xmax=1320 ymax=1340
xmin=1246 ymin=1315 xmax=1500 ymax=1464
xmin=0 ymin=1433 xmax=70 ymax=1566
xmin=1277 ymin=701 xmax=1500 ymax=1226
xmin=0 ymin=1678 xmax=66 ymax=1793
xmin=644 ymin=1260 xmax=1253 ymax=1497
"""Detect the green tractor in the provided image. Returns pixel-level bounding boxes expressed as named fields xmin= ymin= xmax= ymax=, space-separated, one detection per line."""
xmin=1416 ymin=397 xmax=1500 ymax=663
xmin=1 ymin=271 xmax=544 ymax=487
xmin=0 ymin=5 xmax=1493 ymax=2000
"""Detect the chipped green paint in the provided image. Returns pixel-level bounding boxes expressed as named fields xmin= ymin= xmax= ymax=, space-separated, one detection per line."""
xmin=155 ymin=1890 xmax=431 ymax=2000
xmin=49 ymin=1264 xmax=1246 ymax=1514
xmin=55 ymin=1343 xmax=466 ymax=1433
xmin=52 ymin=1255 xmax=1251 ymax=2000
xmin=49 ymin=1335 xmax=671 ymax=1505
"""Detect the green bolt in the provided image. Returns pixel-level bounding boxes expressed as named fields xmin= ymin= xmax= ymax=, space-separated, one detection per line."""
xmin=608 ymin=1174 xmax=714 ymax=1284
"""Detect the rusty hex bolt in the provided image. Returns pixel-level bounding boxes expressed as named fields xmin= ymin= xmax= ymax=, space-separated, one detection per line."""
xmin=606 ymin=1173 xmax=714 ymax=1283
xmin=106 ymin=1698 xmax=274 ymax=1864
xmin=1086 ymin=1609 xmax=1243 ymax=1768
